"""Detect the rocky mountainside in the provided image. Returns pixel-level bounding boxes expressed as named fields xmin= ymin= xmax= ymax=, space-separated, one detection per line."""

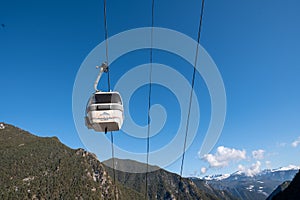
xmin=0 ymin=123 xmax=141 ymax=200
xmin=268 ymin=170 xmax=300 ymax=200
xmin=192 ymin=167 xmax=299 ymax=200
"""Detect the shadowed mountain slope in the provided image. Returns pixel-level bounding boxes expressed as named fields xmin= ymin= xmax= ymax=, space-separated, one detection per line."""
xmin=268 ymin=170 xmax=300 ymax=200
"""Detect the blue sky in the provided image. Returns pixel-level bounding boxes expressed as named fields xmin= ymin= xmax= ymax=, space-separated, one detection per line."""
xmin=1 ymin=0 xmax=300 ymax=177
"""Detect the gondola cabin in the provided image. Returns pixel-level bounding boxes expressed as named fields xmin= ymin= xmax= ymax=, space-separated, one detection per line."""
xmin=85 ymin=91 xmax=124 ymax=132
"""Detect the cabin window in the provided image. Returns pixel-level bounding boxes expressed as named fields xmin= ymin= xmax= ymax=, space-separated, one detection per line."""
xmin=93 ymin=94 xmax=122 ymax=104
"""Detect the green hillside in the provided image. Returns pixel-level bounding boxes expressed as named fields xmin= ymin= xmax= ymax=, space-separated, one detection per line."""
xmin=0 ymin=123 xmax=141 ymax=199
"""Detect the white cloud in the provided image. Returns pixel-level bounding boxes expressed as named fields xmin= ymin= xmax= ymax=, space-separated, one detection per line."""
xmin=238 ymin=164 xmax=245 ymax=172
xmin=292 ymin=137 xmax=300 ymax=147
xmin=200 ymin=167 xmax=207 ymax=174
xmin=252 ymin=149 xmax=265 ymax=160
xmin=238 ymin=161 xmax=262 ymax=177
xmin=202 ymin=146 xmax=246 ymax=168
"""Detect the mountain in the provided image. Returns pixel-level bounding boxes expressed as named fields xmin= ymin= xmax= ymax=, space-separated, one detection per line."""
xmin=267 ymin=170 xmax=300 ymax=200
xmin=192 ymin=167 xmax=299 ymax=200
xmin=104 ymin=157 xmax=160 ymax=173
xmin=0 ymin=123 xmax=235 ymax=200
xmin=266 ymin=181 xmax=291 ymax=200
xmin=104 ymin=158 xmax=237 ymax=200
xmin=0 ymin=123 xmax=141 ymax=199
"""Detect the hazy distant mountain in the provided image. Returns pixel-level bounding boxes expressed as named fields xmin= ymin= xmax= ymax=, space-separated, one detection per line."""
xmin=192 ymin=167 xmax=299 ymax=200
xmin=267 ymin=170 xmax=300 ymax=200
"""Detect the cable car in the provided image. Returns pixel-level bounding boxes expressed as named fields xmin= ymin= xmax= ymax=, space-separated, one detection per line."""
xmin=85 ymin=62 xmax=124 ymax=132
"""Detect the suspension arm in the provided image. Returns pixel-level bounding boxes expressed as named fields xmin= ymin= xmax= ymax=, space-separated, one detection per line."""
xmin=94 ymin=62 xmax=108 ymax=91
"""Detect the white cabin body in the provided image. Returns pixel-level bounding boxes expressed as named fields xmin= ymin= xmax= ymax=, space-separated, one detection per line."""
xmin=85 ymin=91 xmax=124 ymax=132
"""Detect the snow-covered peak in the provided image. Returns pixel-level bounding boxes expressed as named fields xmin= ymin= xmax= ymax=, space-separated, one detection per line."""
xmin=203 ymin=173 xmax=230 ymax=181
xmin=231 ymin=170 xmax=245 ymax=176
xmin=271 ymin=165 xmax=300 ymax=172
xmin=201 ymin=165 xmax=299 ymax=181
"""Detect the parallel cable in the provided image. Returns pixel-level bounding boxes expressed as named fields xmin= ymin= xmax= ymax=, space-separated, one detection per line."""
xmin=178 ymin=0 xmax=206 ymax=194
xmin=145 ymin=0 xmax=155 ymax=199
xmin=103 ymin=0 xmax=116 ymax=199
xmin=103 ymin=0 xmax=111 ymax=91
xmin=110 ymin=131 xmax=117 ymax=199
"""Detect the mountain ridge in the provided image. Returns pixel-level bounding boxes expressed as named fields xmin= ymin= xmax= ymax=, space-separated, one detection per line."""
xmin=104 ymin=159 xmax=237 ymax=200
xmin=0 ymin=122 xmax=234 ymax=199
xmin=0 ymin=123 xmax=141 ymax=199
xmin=2 ymin=122 xmax=298 ymax=200
xmin=201 ymin=166 xmax=300 ymax=181
xmin=193 ymin=166 xmax=299 ymax=200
